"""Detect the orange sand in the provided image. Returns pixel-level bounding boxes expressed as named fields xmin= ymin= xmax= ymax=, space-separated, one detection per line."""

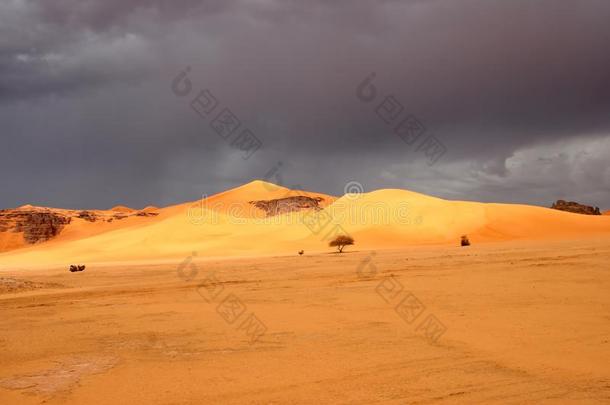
xmin=1 ymin=239 xmax=610 ymax=403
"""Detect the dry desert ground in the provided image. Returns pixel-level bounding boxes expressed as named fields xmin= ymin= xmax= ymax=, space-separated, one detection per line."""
xmin=2 ymin=237 xmax=610 ymax=404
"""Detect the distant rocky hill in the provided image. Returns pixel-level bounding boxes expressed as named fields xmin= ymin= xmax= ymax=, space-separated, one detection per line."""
xmin=551 ymin=200 xmax=601 ymax=215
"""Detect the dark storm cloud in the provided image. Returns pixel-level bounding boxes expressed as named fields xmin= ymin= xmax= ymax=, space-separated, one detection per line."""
xmin=1 ymin=0 xmax=609 ymax=209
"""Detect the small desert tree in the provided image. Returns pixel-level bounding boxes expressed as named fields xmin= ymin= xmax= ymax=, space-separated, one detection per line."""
xmin=329 ymin=235 xmax=354 ymax=253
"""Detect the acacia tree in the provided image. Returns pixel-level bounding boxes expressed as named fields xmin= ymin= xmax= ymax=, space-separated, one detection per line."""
xmin=329 ymin=235 xmax=354 ymax=253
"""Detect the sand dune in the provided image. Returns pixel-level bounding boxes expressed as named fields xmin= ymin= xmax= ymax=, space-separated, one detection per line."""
xmin=110 ymin=205 xmax=135 ymax=213
xmin=1 ymin=180 xmax=609 ymax=268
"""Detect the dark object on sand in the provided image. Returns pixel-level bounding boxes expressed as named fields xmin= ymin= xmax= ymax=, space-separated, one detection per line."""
xmin=298 ymin=250 xmax=304 ymax=256
xmin=461 ymin=235 xmax=470 ymax=247
xmin=69 ymin=265 xmax=86 ymax=272
xmin=551 ymin=200 xmax=601 ymax=215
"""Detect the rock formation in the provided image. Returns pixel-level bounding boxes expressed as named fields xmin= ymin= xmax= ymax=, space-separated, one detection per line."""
xmin=0 ymin=205 xmax=160 ymax=251
xmin=135 ymin=211 xmax=159 ymax=217
xmin=77 ymin=211 xmax=98 ymax=222
xmin=0 ymin=209 xmax=72 ymax=244
xmin=551 ymin=200 xmax=601 ymax=215
xmin=249 ymin=196 xmax=324 ymax=217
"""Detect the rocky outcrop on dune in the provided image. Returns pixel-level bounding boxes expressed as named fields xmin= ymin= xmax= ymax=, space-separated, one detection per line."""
xmin=77 ymin=210 xmax=98 ymax=222
xmin=0 ymin=209 xmax=72 ymax=244
xmin=551 ymin=200 xmax=601 ymax=215
xmin=0 ymin=205 xmax=160 ymax=251
xmin=249 ymin=196 xmax=324 ymax=217
xmin=135 ymin=211 xmax=159 ymax=217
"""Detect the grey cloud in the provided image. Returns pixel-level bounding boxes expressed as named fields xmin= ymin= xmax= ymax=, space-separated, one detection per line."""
xmin=1 ymin=0 xmax=609 ymax=210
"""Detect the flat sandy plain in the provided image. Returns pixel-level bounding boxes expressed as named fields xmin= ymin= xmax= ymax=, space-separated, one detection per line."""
xmin=1 ymin=237 xmax=610 ymax=404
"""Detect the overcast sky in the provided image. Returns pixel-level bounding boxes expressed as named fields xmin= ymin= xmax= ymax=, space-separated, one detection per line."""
xmin=1 ymin=0 xmax=609 ymax=210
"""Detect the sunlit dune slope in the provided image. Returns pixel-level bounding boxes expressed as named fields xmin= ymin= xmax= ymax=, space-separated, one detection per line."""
xmin=1 ymin=181 xmax=609 ymax=267
xmin=325 ymin=189 xmax=610 ymax=246
xmin=167 ymin=180 xmax=335 ymax=220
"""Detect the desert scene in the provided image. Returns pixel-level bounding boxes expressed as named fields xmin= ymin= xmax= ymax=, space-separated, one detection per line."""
xmin=2 ymin=0 xmax=610 ymax=404
xmin=2 ymin=181 xmax=610 ymax=404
